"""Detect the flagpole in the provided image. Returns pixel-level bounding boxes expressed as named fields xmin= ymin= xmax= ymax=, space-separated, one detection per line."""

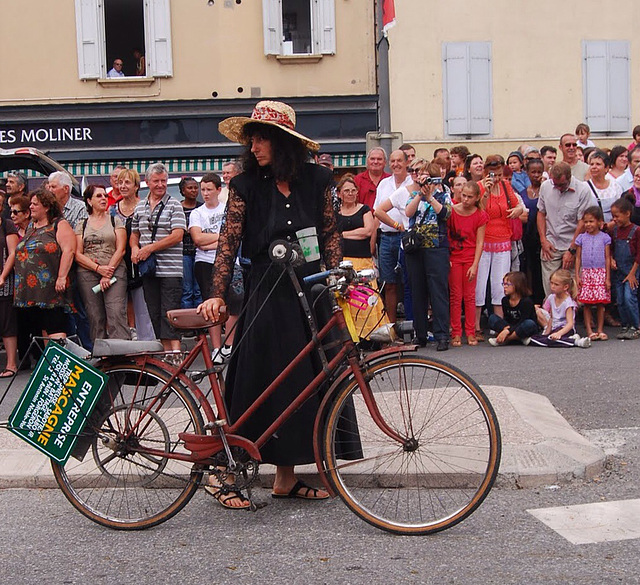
xmin=376 ymin=0 xmax=392 ymax=159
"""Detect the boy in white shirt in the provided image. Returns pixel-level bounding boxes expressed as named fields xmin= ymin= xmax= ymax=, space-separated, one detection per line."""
xmin=189 ymin=172 xmax=240 ymax=362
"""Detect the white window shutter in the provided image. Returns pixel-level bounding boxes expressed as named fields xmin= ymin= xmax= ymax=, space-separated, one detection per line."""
xmin=443 ymin=43 xmax=470 ymax=135
xmin=583 ymin=41 xmax=609 ymax=132
xmin=468 ymin=43 xmax=492 ymax=135
xmin=263 ymin=0 xmax=282 ymax=55
xmin=75 ymin=0 xmax=103 ymax=79
xmin=146 ymin=0 xmax=173 ymax=77
xmin=315 ymin=0 xmax=336 ymax=55
xmin=607 ymin=41 xmax=630 ymax=132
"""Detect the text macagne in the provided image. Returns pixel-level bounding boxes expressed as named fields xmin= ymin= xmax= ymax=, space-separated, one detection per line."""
xmin=0 ymin=127 xmax=93 ymax=144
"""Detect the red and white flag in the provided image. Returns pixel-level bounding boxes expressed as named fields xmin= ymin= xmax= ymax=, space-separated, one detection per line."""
xmin=382 ymin=0 xmax=396 ymax=34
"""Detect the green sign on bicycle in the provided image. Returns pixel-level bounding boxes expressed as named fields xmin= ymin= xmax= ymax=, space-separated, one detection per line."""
xmin=8 ymin=343 xmax=107 ymax=464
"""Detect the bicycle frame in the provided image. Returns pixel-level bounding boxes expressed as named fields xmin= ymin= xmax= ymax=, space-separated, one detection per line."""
xmin=102 ymin=263 xmax=412 ymax=489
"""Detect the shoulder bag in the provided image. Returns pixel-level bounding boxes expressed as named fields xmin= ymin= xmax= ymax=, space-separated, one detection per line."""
xmin=138 ymin=201 xmax=165 ymax=277
xmin=401 ymin=203 xmax=429 ymax=254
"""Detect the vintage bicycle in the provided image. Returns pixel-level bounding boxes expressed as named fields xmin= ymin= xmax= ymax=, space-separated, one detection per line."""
xmin=37 ymin=240 xmax=501 ymax=535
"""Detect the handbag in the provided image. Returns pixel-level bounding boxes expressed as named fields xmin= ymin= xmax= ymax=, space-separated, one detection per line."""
xmin=501 ymin=181 xmax=523 ymax=242
xmin=137 ymin=200 xmax=165 ymax=278
xmin=401 ymin=204 xmax=429 ymax=254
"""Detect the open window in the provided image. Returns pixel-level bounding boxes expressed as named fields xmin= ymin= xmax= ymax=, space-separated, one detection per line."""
xmin=263 ymin=0 xmax=336 ymax=56
xmin=75 ymin=0 xmax=173 ymax=79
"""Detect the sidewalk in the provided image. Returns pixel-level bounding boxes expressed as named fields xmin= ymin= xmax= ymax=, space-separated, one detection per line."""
xmin=0 ymin=378 xmax=606 ymax=489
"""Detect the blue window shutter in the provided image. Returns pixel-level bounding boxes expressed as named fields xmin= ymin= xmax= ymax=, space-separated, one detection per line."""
xmin=263 ymin=0 xmax=282 ymax=55
xmin=75 ymin=0 xmax=103 ymax=79
xmin=468 ymin=42 xmax=492 ymax=135
xmin=583 ymin=41 xmax=609 ymax=132
xmin=607 ymin=41 xmax=630 ymax=132
xmin=443 ymin=42 xmax=492 ymax=136
xmin=146 ymin=0 xmax=173 ymax=77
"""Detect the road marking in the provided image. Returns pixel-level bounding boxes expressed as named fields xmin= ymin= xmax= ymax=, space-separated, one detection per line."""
xmin=528 ymin=499 xmax=640 ymax=544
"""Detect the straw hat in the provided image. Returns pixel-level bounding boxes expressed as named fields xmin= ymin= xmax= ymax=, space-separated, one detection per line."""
xmin=218 ymin=100 xmax=320 ymax=152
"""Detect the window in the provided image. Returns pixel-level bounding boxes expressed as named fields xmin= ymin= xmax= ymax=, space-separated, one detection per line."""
xmin=75 ymin=0 xmax=173 ymax=79
xmin=263 ymin=0 xmax=335 ymax=56
xmin=583 ymin=40 xmax=630 ymax=133
xmin=442 ymin=42 xmax=492 ymax=136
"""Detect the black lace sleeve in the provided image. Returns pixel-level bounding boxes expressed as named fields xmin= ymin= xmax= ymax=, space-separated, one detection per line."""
xmin=321 ymin=184 xmax=342 ymax=269
xmin=211 ymin=187 xmax=246 ymax=299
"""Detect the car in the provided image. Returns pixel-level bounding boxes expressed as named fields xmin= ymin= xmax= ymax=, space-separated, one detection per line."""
xmin=138 ymin=176 xmax=205 ymax=204
xmin=0 ymin=147 xmax=81 ymax=198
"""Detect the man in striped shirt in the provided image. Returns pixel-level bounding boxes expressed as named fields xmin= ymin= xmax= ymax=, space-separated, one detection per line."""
xmin=131 ymin=163 xmax=186 ymax=350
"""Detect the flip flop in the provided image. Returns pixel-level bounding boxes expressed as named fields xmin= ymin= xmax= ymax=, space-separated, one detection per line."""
xmin=596 ymin=332 xmax=609 ymax=341
xmin=588 ymin=333 xmax=599 ymax=341
xmin=272 ymin=480 xmax=329 ymax=500
xmin=203 ymin=485 xmax=250 ymax=509
xmin=0 ymin=369 xmax=16 ymax=378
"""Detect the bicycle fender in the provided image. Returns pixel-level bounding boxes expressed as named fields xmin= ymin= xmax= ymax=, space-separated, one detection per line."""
xmin=312 ymin=344 xmax=418 ymax=495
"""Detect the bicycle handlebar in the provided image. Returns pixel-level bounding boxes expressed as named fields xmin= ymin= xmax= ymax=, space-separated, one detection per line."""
xmin=302 ymin=270 xmax=334 ymax=285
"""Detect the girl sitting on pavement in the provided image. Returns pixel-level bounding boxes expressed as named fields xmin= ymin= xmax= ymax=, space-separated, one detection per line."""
xmin=529 ymin=269 xmax=591 ymax=348
xmin=487 ymin=271 xmax=539 ymax=346
xmin=575 ymin=206 xmax=611 ymax=341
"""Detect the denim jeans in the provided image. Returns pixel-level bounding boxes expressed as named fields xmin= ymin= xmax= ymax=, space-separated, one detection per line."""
xmin=181 ymin=254 xmax=202 ymax=309
xmin=614 ymin=278 xmax=639 ymax=329
xmin=488 ymin=314 xmax=538 ymax=340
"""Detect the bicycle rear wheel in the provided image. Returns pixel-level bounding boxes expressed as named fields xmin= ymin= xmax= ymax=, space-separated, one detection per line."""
xmin=51 ymin=361 xmax=205 ymax=530
xmin=323 ymin=355 xmax=501 ymax=535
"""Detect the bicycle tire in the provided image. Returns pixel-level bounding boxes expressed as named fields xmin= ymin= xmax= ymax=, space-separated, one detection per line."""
xmin=51 ymin=360 xmax=205 ymax=530
xmin=322 ymin=355 xmax=501 ymax=535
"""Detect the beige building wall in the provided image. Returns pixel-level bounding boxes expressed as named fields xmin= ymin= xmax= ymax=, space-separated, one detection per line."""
xmin=387 ymin=1 xmax=640 ymax=147
xmin=0 ymin=0 xmax=376 ymax=105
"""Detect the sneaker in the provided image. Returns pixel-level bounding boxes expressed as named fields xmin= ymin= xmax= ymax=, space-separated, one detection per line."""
xmin=212 ymin=350 xmax=225 ymax=365
xmin=616 ymin=327 xmax=629 ymax=340
xmin=521 ymin=337 xmax=531 ymax=346
xmin=488 ymin=338 xmax=499 ymax=347
xmin=569 ymin=333 xmax=580 ymax=341
xmin=574 ymin=336 xmax=592 ymax=348
xmin=622 ymin=327 xmax=640 ymax=340
xmin=436 ymin=339 xmax=449 ymax=352
xmin=220 ymin=344 xmax=233 ymax=359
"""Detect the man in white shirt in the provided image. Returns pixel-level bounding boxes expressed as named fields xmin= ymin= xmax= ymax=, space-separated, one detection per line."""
xmin=373 ymin=149 xmax=412 ymax=323
xmin=617 ymin=146 xmax=640 ymax=192
xmin=107 ymin=59 xmax=125 ymax=78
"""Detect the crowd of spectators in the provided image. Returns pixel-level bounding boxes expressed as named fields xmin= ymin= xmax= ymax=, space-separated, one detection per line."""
xmin=1 ymin=121 xmax=639 ymax=374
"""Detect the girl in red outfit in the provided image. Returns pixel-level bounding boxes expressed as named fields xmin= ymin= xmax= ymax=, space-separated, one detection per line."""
xmin=448 ymin=181 xmax=489 ymax=346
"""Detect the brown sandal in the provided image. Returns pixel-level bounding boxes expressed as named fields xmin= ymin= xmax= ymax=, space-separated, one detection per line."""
xmin=467 ymin=335 xmax=478 ymax=346
xmin=451 ymin=336 xmax=462 ymax=347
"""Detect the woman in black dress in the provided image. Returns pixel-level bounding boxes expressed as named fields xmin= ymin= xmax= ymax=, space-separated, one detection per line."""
xmin=199 ymin=101 xmax=341 ymax=508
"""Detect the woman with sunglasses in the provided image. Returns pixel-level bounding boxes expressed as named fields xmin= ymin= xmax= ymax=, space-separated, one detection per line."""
xmin=8 ymin=195 xmax=31 ymax=238
xmin=74 ymin=185 xmax=130 ymax=341
xmin=474 ymin=155 xmax=525 ymax=340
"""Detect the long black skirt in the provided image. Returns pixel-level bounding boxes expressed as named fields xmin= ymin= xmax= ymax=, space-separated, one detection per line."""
xmin=224 ymin=261 xmax=328 ymax=466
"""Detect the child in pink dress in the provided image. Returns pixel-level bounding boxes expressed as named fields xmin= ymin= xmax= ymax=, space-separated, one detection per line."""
xmin=447 ymin=181 xmax=489 ymax=346
xmin=575 ymin=206 xmax=611 ymax=340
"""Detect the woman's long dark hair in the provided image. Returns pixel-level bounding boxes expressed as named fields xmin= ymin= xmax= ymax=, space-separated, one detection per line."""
xmin=240 ymin=122 xmax=309 ymax=183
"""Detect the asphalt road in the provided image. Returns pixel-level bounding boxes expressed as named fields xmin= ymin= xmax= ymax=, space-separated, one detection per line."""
xmin=0 ymin=329 xmax=638 ymax=584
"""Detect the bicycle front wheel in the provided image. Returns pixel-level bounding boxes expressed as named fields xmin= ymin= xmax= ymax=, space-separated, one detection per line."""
xmin=323 ymin=355 xmax=501 ymax=535
xmin=51 ymin=361 xmax=205 ymax=530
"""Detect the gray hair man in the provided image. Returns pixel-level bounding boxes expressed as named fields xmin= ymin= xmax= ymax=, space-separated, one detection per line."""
xmin=131 ymin=163 xmax=186 ymax=351
xmin=537 ymin=162 xmax=597 ymax=295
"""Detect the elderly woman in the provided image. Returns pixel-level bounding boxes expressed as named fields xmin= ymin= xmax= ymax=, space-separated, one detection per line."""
xmin=335 ymin=173 xmax=388 ymax=340
xmin=111 ymin=168 xmax=155 ymax=341
xmin=0 ymin=190 xmax=19 ymax=377
xmin=75 ymin=185 xmax=130 ymax=341
xmin=199 ymin=101 xmax=341 ymax=508
xmin=475 ymin=155 xmax=524 ymax=339
xmin=13 ymin=188 xmax=75 ymax=343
